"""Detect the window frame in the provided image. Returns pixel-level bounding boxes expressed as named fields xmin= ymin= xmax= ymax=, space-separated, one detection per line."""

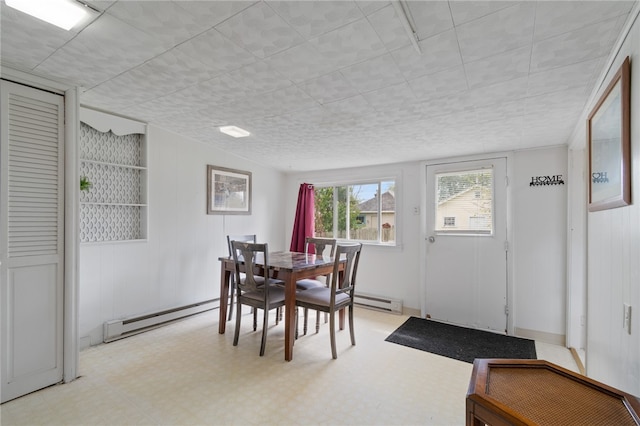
xmin=313 ymin=177 xmax=399 ymax=247
xmin=434 ymin=167 xmax=495 ymax=237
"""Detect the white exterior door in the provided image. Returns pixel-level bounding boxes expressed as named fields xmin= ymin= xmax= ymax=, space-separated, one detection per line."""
xmin=1 ymin=80 xmax=65 ymax=402
xmin=425 ymin=157 xmax=508 ymax=333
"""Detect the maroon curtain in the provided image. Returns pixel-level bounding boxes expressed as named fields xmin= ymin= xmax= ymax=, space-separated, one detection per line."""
xmin=290 ymin=183 xmax=315 ymax=253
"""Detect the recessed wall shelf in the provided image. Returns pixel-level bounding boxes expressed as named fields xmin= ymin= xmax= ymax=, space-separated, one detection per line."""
xmin=79 ymin=107 xmax=148 ymax=243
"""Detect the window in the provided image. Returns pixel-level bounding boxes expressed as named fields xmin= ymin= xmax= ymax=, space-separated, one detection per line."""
xmin=314 ymin=180 xmax=395 ymax=244
xmin=435 ymin=168 xmax=493 ymax=235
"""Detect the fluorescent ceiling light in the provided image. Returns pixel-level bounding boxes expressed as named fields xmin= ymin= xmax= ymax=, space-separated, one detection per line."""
xmin=6 ymin=0 xmax=94 ymax=31
xmin=219 ymin=126 xmax=250 ymax=138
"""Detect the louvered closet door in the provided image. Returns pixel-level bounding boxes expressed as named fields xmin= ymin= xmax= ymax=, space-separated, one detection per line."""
xmin=1 ymin=80 xmax=65 ymax=403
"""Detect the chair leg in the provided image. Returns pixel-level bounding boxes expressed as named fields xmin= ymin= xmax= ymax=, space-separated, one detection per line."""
xmin=315 ymin=310 xmax=321 ymax=333
xmin=233 ymin=301 xmax=242 ymax=346
xmin=329 ymin=311 xmax=337 ymax=359
xmin=253 ymin=309 xmax=258 ymax=331
xmin=259 ymin=306 xmax=269 ymax=356
xmin=303 ymin=308 xmax=309 ymax=335
xmin=275 ymin=307 xmax=280 ymax=325
xmin=228 ymin=279 xmax=235 ymax=321
xmin=349 ymin=305 xmax=356 ymax=346
xmin=323 ymin=283 xmax=328 ymax=324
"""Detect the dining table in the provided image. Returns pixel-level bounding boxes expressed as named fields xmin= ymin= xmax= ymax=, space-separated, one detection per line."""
xmin=218 ymin=251 xmax=344 ymax=361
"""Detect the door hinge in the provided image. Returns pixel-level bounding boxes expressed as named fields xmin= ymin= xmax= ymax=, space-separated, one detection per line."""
xmin=505 ymin=305 xmax=509 ymax=315
xmin=504 ymin=241 xmax=509 ymax=252
xmin=505 ymin=176 xmax=509 ymax=187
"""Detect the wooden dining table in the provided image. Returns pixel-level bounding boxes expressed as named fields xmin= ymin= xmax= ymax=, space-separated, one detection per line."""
xmin=218 ymin=251 xmax=344 ymax=361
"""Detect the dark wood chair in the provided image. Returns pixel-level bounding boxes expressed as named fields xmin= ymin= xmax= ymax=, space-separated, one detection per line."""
xmin=226 ymin=234 xmax=256 ymax=321
xmin=231 ymin=241 xmax=286 ymax=356
xmin=295 ymin=243 xmax=362 ymax=359
xmin=295 ymin=237 xmax=337 ymax=335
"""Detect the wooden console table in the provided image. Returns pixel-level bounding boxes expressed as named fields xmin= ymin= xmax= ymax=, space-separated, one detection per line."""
xmin=466 ymin=359 xmax=640 ymax=425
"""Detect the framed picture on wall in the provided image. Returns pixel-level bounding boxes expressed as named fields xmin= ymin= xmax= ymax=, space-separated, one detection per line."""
xmin=587 ymin=56 xmax=631 ymax=212
xmin=207 ymin=165 xmax=252 ymax=215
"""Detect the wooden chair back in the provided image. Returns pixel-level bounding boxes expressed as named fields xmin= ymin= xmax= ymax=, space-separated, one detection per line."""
xmin=304 ymin=236 xmax=336 ymax=257
xmin=329 ymin=243 xmax=362 ymax=304
xmin=231 ymin=241 xmax=270 ymax=295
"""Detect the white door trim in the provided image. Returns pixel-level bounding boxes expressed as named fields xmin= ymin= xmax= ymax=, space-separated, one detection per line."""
xmin=1 ymin=67 xmax=80 ymax=386
xmin=63 ymin=87 xmax=79 ymax=383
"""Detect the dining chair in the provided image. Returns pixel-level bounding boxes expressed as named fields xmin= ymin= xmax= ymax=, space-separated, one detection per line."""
xmin=295 ymin=242 xmax=362 ymax=359
xmin=226 ymin=234 xmax=256 ymax=321
xmin=231 ymin=241 xmax=286 ymax=356
xmin=296 ymin=237 xmax=337 ymax=335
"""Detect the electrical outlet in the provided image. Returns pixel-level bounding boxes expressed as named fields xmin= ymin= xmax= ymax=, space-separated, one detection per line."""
xmin=413 ymin=206 xmax=420 ymax=215
xmin=623 ymin=304 xmax=631 ymax=334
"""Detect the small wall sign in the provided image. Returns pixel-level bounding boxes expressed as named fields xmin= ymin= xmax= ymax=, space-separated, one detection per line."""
xmin=530 ymin=175 xmax=565 ymax=186
xmin=591 ymin=172 xmax=609 ymax=183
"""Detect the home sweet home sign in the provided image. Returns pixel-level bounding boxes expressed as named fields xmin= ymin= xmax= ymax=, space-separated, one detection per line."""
xmin=530 ymin=175 xmax=565 ymax=186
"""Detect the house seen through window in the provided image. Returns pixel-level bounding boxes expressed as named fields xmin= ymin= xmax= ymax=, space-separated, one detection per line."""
xmin=314 ymin=180 xmax=395 ymax=244
xmin=435 ymin=168 xmax=493 ymax=235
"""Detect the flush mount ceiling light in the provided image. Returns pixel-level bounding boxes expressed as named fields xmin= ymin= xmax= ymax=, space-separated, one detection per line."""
xmin=6 ymin=0 xmax=98 ymax=31
xmin=219 ymin=126 xmax=250 ymax=138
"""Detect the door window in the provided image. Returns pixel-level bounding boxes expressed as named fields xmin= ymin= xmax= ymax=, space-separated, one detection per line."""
xmin=435 ymin=168 xmax=493 ymax=235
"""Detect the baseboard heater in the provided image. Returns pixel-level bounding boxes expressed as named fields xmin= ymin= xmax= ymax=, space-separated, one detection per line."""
xmin=103 ymin=299 xmax=219 ymax=343
xmin=354 ymin=292 xmax=402 ymax=314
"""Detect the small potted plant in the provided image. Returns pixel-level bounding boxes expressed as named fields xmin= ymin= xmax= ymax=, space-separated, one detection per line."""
xmin=80 ymin=176 xmax=92 ymax=192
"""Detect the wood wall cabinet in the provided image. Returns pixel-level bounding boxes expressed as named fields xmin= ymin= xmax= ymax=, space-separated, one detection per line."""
xmin=79 ymin=108 xmax=147 ymax=243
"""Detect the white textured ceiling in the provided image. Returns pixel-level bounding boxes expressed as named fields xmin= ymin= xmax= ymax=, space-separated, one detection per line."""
xmin=0 ymin=1 xmax=636 ymax=172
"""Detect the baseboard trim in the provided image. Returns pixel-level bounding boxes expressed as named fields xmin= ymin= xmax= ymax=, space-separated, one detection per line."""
xmin=514 ymin=327 xmax=565 ymax=346
xmin=569 ymin=347 xmax=586 ymax=375
xmin=402 ymin=307 xmax=421 ymax=317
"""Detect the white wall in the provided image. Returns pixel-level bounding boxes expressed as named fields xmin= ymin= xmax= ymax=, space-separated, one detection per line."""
xmin=567 ymin=7 xmax=639 ymax=395
xmin=284 ymin=162 xmax=423 ymax=313
xmin=566 ymin=147 xmax=588 ymax=352
xmin=79 ymin=125 xmax=286 ymax=347
xmin=512 ymin=147 xmax=568 ymax=344
xmin=285 ymin=150 xmax=569 ymax=343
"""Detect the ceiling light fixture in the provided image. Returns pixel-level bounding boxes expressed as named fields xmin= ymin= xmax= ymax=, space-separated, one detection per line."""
xmin=5 ymin=0 xmax=97 ymax=31
xmin=219 ymin=125 xmax=250 ymax=138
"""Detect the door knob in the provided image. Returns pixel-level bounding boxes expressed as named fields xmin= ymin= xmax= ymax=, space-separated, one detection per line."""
xmin=428 ymin=236 xmax=435 ymax=243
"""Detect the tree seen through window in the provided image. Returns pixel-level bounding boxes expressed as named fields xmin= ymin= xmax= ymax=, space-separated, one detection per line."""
xmin=314 ymin=180 xmax=395 ymax=243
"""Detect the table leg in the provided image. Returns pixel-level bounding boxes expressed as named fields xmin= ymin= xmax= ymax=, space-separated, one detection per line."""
xmin=218 ymin=268 xmax=230 ymax=334
xmin=284 ymin=273 xmax=296 ymax=361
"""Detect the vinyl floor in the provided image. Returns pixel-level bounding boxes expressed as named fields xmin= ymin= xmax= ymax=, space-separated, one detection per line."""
xmin=0 ymin=307 xmax=579 ymax=425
